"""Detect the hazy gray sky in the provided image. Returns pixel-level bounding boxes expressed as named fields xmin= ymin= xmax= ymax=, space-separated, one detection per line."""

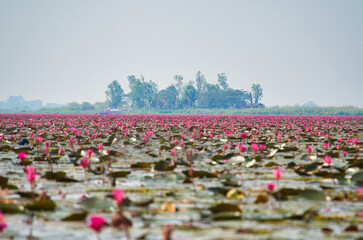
xmin=0 ymin=0 xmax=362 ymax=107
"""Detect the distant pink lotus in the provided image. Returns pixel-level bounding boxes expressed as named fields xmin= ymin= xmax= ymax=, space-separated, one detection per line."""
xmin=267 ymin=183 xmax=275 ymax=191
xmin=18 ymin=152 xmax=26 ymax=161
xmin=323 ymin=155 xmax=331 ymax=165
xmin=87 ymin=214 xmax=106 ymax=233
xmin=171 ymin=149 xmax=177 ymax=156
xmin=273 ymin=168 xmax=282 ymax=180
xmin=79 ymin=157 xmax=90 ymax=168
xmin=113 ymin=188 xmax=125 ymax=205
xmin=26 ymin=166 xmax=37 ymax=183
xmin=0 ymin=211 xmax=6 ymax=232
xmin=86 ymin=149 xmax=93 ymax=158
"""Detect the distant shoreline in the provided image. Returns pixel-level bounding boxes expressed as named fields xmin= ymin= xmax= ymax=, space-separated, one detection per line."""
xmin=0 ymin=106 xmax=362 ymax=116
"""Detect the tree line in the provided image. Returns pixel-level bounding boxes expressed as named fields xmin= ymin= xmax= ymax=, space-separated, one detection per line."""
xmin=105 ymin=72 xmax=263 ymax=109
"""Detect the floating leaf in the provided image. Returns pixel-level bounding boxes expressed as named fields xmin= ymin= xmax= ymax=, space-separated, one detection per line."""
xmin=131 ymin=162 xmax=152 ymax=169
xmin=0 ymin=202 xmax=23 ymax=213
xmin=25 ymin=200 xmax=56 ymax=211
xmin=182 ymin=170 xmax=218 ymax=178
xmin=299 ymin=189 xmax=326 ymax=201
xmin=108 ymin=171 xmax=131 ymax=178
xmin=209 ymin=203 xmax=242 ymax=214
xmin=80 ymin=197 xmax=114 ymax=211
xmin=62 ymin=211 xmax=88 ymax=221
xmin=154 ymin=160 xmax=176 ymax=171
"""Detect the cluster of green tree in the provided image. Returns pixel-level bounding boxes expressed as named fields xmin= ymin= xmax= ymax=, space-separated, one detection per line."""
xmin=105 ymin=72 xmax=263 ymax=109
xmin=128 ymin=106 xmax=363 ymax=116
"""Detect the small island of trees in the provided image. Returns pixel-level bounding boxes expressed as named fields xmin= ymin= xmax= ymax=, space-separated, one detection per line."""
xmin=105 ymin=71 xmax=264 ymax=110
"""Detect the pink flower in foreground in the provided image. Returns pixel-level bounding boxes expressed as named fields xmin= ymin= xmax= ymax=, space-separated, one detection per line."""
xmin=171 ymin=149 xmax=177 ymax=156
xmin=26 ymin=166 xmax=37 ymax=183
xmin=307 ymin=146 xmax=312 ymax=154
xmin=79 ymin=157 xmax=90 ymax=168
xmin=251 ymin=144 xmax=259 ymax=153
xmin=323 ymin=155 xmax=331 ymax=165
xmin=35 ymin=136 xmax=43 ymax=144
xmin=87 ymin=214 xmax=106 ymax=233
xmin=0 ymin=211 xmax=6 ymax=232
xmin=273 ymin=168 xmax=282 ymax=180
xmin=58 ymin=148 xmax=65 ymax=156
xmin=353 ymin=139 xmax=359 ymax=145
xmin=86 ymin=149 xmax=93 ymax=158
xmin=113 ymin=188 xmax=125 ymax=205
xmin=18 ymin=152 xmax=26 ymax=161
xmin=267 ymin=183 xmax=275 ymax=192
xmin=44 ymin=146 xmax=49 ymax=155
xmin=98 ymin=144 xmax=104 ymax=151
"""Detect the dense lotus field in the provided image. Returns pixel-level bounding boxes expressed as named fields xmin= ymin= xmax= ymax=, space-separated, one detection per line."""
xmin=0 ymin=114 xmax=361 ymax=240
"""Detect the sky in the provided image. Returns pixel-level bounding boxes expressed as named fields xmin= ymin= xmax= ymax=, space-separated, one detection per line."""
xmin=0 ymin=0 xmax=362 ymax=107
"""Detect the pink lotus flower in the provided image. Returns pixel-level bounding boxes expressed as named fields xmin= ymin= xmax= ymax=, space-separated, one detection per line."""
xmin=323 ymin=142 xmax=329 ymax=150
xmin=187 ymin=149 xmax=192 ymax=155
xmin=113 ymin=188 xmax=125 ymax=205
xmin=35 ymin=136 xmax=43 ymax=144
xmin=18 ymin=152 xmax=26 ymax=161
xmin=353 ymin=139 xmax=358 ymax=145
xmin=259 ymin=144 xmax=265 ymax=150
xmin=86 ymin=149 xmax=93 ymax=158
xmin=26 ymin=166 xmax=37 ymax=183
xmin=98 ymin=144 xmax=104 ymax=151
xmin=273 ymin=168 xmax=282 ymax=180
xmin=44 ymin=146 xmax=49 ymax=155
xmin=223 ymin=144 xmax=229 ymax=151
xmin=58 ymin=148 xmax=65 ymax=156
xmin=251 ymin=144 xmax=259 ymax=152
xmin=338 ymin=138 xmax=343 ymax=143
xmin=323 ymin=155 xmax=331 ymax=165
xmin=180 ymin=142 xmax=185 ymax=147
xmin=87 ymin=214 xmax=106 ymax=233
xmin=79 ymin=157 xmax=90 ymax=168
xmin=336 ymin=144 xmax=340 ymax=150
xmin=267 ymin=183 xmax=275 ymax=191
xmin=171 ymin=149 xmax=177 ymax=156
xmin=307 ymin=146 xmax=312 ymax=154
xmin=0 ymin=211 xmax=6 ymax=232
xmin=343 ymin=151 xmax=347 ymax=157
xmin=174 ymin=140 xmax=179 ymax=146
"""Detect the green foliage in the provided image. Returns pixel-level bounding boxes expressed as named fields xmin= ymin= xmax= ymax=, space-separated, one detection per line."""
xmin=251 ymin=83 xmax=263 ymax=103
xmin=105 ymin=80 xmax=124 ymax=108
xmin=217 ymin=73 xmax=228 ymax=91
xmin=80 ymin=102 xmax=95 ymax=111
xmin=153 ymin=85 xmax=178 ymax=109
xmin=196 ymin=71 xmax=206 ymax=95
xmin=128 ymin=75 xmax=158 ymax=109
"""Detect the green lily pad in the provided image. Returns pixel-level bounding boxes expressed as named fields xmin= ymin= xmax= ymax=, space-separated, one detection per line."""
xmin=25 ymin=200 xmax=57 ymax=211
xmin=62 ymin=211 xmax=88 ymax=221
xmin=0 ymin=202 xmax=23 ymax=213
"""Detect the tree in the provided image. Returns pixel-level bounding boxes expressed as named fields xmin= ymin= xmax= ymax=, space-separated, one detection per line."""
xmin=182 ymin=83 xmax=197 ymax=108
xmin=174 ymin=75 xmax=183 ymax=99
xmin=154 ymin=85 xmax=178 ymax=109
xmin=81 ymin=102 xmax=95 ymax=110
xmin=251 ymin=83 xmax=263 ymax=103
xmin=217 ymin=73 xmax=228 ymax=91
xmin=128 ymin=75 xmax=158 ymax=109
xmin=105 ymin=80 xmax=124 ymax=108
xmin=195 ymin=71 xmax=206 ymax=94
